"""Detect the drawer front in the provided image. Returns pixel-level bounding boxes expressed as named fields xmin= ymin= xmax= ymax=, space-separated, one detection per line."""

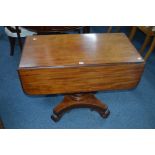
xmin=18 ymin=63 xmax=144 ymax=95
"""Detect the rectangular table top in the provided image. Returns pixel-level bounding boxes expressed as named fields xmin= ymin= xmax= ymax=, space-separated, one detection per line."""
xmin=18 ymin=33 xmax=145 ymax=95
xmin=19 ymin=33 xmax=144 ymax=69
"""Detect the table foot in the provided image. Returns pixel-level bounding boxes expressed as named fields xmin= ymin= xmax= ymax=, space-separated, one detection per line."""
xmin=51 ymin=113 xmax=61 ymax=122
xmin=51 ymin=93 xmax=110 ymax=122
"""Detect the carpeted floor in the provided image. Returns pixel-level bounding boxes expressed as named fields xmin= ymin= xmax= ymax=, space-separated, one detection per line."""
xmin=0 ymin=26 xmax=155 ymax=129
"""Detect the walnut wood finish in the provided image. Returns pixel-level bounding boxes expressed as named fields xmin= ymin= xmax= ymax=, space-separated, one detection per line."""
xmin=19 ymin=63 xmax=144 ymax=95
xmin=19 ymin=33 xmax=144 ymax=95
xmin=51 ymin=93 xmax=110 ymax=122
xmin=19 ymin=33 xmax=144 ymax=68
xmin=18 ymin=33 xmax=145 ymax=121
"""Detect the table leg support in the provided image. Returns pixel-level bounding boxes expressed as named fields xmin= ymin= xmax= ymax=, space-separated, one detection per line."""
xmin=51 ymin=93 xmax=110 ymax=122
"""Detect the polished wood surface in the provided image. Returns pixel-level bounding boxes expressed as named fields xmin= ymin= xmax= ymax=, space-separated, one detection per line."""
xmin=18 ymin=33 xmax=145 ymax=121
xmin=19 ymin=33 xmax=143 ymax=68
xmin=51 ymin=93 xmax=110 ymax=122
xmin=19 ymin=63 xmax=144 ymax=95
xmin=19 ymin=33 xmax=144 ymax=95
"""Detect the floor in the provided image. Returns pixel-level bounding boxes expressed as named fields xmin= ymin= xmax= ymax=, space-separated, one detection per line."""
xmin=0 ymin=26 xmax=155 ymax=128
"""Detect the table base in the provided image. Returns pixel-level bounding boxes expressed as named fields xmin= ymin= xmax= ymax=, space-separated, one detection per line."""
xmin=51 ymin=93 xmax=110 ymax=122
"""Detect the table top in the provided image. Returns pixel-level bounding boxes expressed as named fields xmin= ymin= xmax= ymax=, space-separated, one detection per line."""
xmin=19 ymin=33 xmax=144 ymax=69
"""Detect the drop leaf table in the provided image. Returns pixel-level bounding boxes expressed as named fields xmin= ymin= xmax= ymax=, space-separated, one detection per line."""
xmin=18 ymin=33 xmax=145 ymax=122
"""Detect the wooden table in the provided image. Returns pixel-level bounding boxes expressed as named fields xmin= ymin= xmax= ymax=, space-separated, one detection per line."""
xmin=18 ymin=33 xmax=145 ymax=122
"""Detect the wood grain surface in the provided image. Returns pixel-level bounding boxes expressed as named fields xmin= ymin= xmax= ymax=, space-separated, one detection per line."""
xmin=19 ymin=33 xmax=144 ymax=68
xmin=19 ymin=63 xmax=144 ymax=95
xmin=18 ymin=33 xmax=145 ymax=95
xmin=51 ymin=93 xmax=110 ymax=121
